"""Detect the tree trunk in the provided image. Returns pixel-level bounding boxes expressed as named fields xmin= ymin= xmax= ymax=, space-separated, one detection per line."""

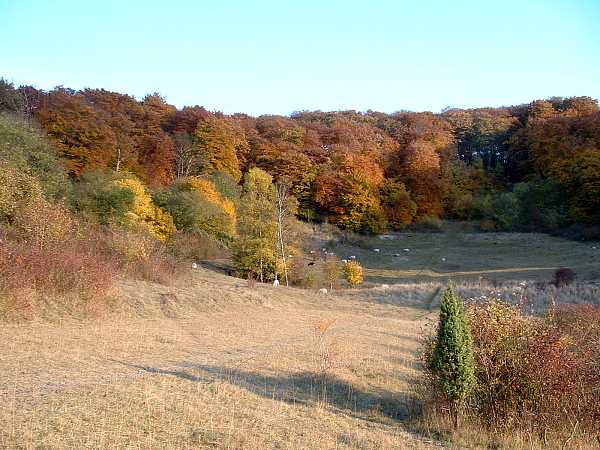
xmin=452 ymin=401 xmax=460 ymax=429
xmin=276 ymin=182 xmax=290 ymax=287
xmin=115 ymin=147 xmax=122 ymax=172
xmin=278 ymin=226 xmax=288 ymax=287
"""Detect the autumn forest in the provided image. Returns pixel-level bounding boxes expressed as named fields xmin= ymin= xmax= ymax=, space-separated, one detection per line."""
xmin=2 ymin=79 xmax=600 ymax=239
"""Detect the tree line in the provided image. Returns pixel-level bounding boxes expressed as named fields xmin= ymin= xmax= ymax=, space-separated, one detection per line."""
xmin=1 ymin=79 xmax=599 ymax=237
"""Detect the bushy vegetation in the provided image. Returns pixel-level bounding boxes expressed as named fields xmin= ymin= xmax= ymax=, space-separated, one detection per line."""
xmin=0 ymin=112 xmax=70 ymax=201
xmin=154 ymin=176 xmax=236 ymax=242
xmin=423 ymin=294 xmax=600 ymax=444
xmin=552 ymin=267 xmax=576 ymax=287
xmin=0 ymin=112 xmax=182 ymax=319
xmin=343 ymin=261 xmax=364 ymax=287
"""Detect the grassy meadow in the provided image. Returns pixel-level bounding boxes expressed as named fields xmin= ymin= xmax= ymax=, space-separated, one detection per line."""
xmin=1 ymin=227 xmax=599 ymax=449
xmin=317 ymin=225 xmax=600 ymax=284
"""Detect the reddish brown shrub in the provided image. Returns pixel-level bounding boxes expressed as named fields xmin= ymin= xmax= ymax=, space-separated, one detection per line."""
xmin=0 ymin=230 xmax=118 ymax=315
xmin=106 ymin=228 xmax=182 ymax=285
xmin=167 ymin=231 xmax=230 ymax=261
xmin=464 ymin=301 xmax=600 ymax=436
xmin=479 ymin=219 xmax=496 ymax=232
xmin=552 ymin=267 xmax=576 ymax=287
xmin=0 ymin=198 xmax=186 ymax=320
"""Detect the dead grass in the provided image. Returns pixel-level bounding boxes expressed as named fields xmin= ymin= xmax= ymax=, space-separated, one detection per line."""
xmin=412 ymin=409 xmax=599 ymax=450
xmin=2 ymin=226 xmax=599 ymax=449
xmin=0 ymin=267 xmax=442 ymax=449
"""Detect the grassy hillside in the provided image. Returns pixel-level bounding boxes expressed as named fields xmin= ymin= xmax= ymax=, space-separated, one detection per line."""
xmin=2 ymin=244 xmax=599 ymax=448
xmin=1 ymin=267 xmax=442 ymax=449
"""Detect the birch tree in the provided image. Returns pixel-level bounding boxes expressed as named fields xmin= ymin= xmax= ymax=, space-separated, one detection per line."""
xmin=233 ymin=168 xmax=277 ymax=282
xmin=275 ymin=180 xmax=298 ymax=286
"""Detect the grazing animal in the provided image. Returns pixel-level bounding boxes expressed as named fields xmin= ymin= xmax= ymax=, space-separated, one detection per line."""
xmin=191 ymin=262 xmax=198 ymax=269
xmin=393 ymin=253 xmax=401 ymax=257
xmin=403 ymin=248 xmax=410 ymax=252
xmin=342 ymin=259 xmax=348 ymax=263
xmin=373 ymin=248 xmax=380 ymax=253
xmin=318 ymin=288 xmax=328 ymax=295
xmin=349 ymin=255 xmax=356 ymax=259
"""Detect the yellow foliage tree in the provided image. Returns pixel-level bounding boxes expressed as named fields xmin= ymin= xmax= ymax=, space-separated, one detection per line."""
xmin=113 ymin=176 xmax=175 ymax=241
xmin=0 ymin=163 xmax=43 ymax=223
xmin=343 ymin=261 xmax=364 ymax=287
xmin=180 ymin=177 xmax=237 ymax=236
xmin=195 ymin=115 xmax=242 ymax=182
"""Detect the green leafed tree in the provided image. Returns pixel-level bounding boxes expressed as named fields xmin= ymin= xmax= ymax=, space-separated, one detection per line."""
xmin=0 ymin=79 xmax=23 ymax=114
xmin=427 ymin=282 xmax=476 ymax=427
xmin=233 ymin=168 xmax=278 ymax=282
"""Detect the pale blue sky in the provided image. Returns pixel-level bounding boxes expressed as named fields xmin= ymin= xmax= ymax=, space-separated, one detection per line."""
xmin=1 ymin=0 xmax=599 ymax=115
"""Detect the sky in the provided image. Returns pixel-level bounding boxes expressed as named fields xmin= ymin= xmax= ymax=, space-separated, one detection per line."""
xmin=1 ymin=0 xmax=599 ymax=116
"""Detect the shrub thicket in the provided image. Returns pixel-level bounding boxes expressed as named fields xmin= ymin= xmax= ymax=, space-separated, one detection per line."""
xmin=423 ymin=298 xmax=600 ymax=442
xmin=469 ymin=301 xmax=599 ymax=437
xmin=73 ymin=171 xmax=176 ymax=241
xmin=0 ymin=112 xmax=70 ymax=200
xmin=552 ymin=267 xmax=576 ymax=287
xmin=155 ymin=176 xmax=236 ymax=242
xmin=0 ymin=163 xmax=43 ymax=223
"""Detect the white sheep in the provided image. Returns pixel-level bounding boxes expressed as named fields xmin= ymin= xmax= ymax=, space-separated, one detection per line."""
xmin=318 ymin=288 xmax=328 ymax=295
xmin=403 ymin=248 xmax=410 ymax=252
xmin=342 ymin=259 xmax=348 ymax=263
xmin=373 ymin=248 xmax=380 ymax=253
xmin=191 ymin=262 xmax=198 ymax=269
xmin=349 ymin=255 xmax=356 ymax=259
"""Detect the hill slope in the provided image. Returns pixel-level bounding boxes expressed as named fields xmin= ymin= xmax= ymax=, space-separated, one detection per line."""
xmin=1 ymin=268 xmax=443 ymax=449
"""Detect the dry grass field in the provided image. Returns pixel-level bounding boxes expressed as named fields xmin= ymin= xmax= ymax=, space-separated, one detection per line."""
xmin=1 ymin=229 xmax=599 ymax=449
xmin=1 ymin=269 xmax=446 ymax=449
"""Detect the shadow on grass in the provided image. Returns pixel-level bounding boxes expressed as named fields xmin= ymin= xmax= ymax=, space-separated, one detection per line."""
xmin=343 ymin=287 xmax=442 ymax=312
xmin=111 ymin=361 xmax=213 ymax=383
xmin=120 ymin=360 xmax=423 ymax=424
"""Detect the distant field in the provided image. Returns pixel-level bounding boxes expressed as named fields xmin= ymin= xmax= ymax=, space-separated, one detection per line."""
xmin=318 ymin=227 xmax=600 ymax=284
